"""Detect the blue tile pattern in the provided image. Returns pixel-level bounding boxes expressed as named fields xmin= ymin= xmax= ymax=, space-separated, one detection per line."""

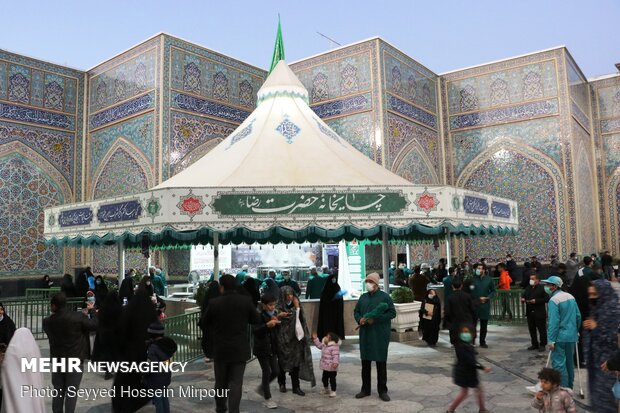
xmin=314 ymin=119 xmax=342 ymax=145
xmin=450 ymin=98 xmax=558 ymax=130
xmin=312 ymin=93 xmax=371 ymax=119
xmin=388 ymin=95 xmax=437 ymax=129
xmin=89 ymin=92 xmax=154 ymax=129
xmin=601 ymin=118 xmax=620 ymax=134
xmin=172 ymin=92 xmax=249 ymax=123
xmin=226 ymin=119 xmax=255 ymax=149
xmin=0 ymin=102 xmax=74 ymax=130
xmin=571 ymin=101 xmax=591 ymax=130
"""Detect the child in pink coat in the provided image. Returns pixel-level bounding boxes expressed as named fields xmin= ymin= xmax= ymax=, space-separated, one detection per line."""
xmin=312 ymin=331 xmax=341 ymax=397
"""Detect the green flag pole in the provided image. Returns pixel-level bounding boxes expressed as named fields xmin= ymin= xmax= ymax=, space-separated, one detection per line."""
xmin=269 ymin=15 xmax=285 ymax=74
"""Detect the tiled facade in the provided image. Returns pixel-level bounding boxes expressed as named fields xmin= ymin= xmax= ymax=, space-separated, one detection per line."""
xmin=0 ymin=35 xmax=615 ymax=277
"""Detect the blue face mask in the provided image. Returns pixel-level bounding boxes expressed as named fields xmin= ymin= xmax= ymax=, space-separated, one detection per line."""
xmin=475 ymin=269 xmax=481 ymax=276
xmin=544 ymin=286 xmax=553 ymax=295
xmin=612 ymin=380 xmax=620 ymax=400
xmin=266 ymin=309 xmax=276 ymax=316
xmin=459 ymin=332 xmax=472 ymax=343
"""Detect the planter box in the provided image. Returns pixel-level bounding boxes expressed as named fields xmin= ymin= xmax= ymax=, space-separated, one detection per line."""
xmin=391 ymin=301 xmax=421 ymax=333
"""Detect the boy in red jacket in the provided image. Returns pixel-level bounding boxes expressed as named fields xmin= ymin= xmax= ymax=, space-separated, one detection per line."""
xmin=498 ymin=263 xmax=513 ymax=320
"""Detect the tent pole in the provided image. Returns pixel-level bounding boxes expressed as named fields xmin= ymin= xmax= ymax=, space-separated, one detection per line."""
xmin=213 ymin=232 xmax=220 ymax=281
xmin=445 ymin=228 xmax=452 ymax=269
xmin=406 ymin=244 xmax=411 ymax=268
xmin=117 ymin=241 xmax=125 ymax=287
xmin=381 ymin=227 xmax=389 ymax=293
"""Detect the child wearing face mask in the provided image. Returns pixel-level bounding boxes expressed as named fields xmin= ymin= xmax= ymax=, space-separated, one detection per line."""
xmin=446 ymin=325 xmax=492 ymax=413
xmin=418 ymin=288 xmax=442 ymax=347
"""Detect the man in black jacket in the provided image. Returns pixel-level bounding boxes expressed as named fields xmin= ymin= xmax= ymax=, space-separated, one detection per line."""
xmin=204 ymin=274 xmax=261 ymax=413
xmin=43 ymin=292 xmax=97 ymax=413
xmin=444 ymin=278 xmax=475 ymax=345
xmin=520 ymin=273 xmax=549 ymax=351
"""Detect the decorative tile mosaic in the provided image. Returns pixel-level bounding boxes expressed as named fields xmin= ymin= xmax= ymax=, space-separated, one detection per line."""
xmin=0 ymin=102 xmax=75 ymax=130
xmin=566 ymin=56 xmax=590 ymax=116
xmin=382 ymin=48 xmax=437 ymax=113
xmin=601 ymin=118 xmax=620 ymax=134
xmin=449 ymin=98 xmax=558 ymax=130
xmin=452 ymin=116 xmax=562 ymax=177
xmin=313 ymin=118 xmax=342 ymax=145
xmin=92 ymin=245 xmax=147 ymax=277
xmin=0 ymin=61 xmax=6 ymax=100
xmin=463 ymin=149 xmax=560 ymax=261
xmin=387 ymin=95 xmax=437 ymax=129
xmin=571 ymin=101 xmax=591 ymax=131
xmin=393 ymin=147 xmax=437 ymax=185
xmin=312 ymin=93 xmax=371 ymax=119
xmin=573 ymin=133 xmax=597 ymax=255
xmin=171 ymin=92 xmax=249 ymax=123
xmin=387 ymin=113 xmax=439 ymax=172
xmin=89 ymin=92 xmax=154 ymax=129
xmin=446 ymin=60 xmax=558 ymax=114
xmin=90 ymin=112 xmax=154 ymax=175
xmin=92 ymin=146 xmax=151 ymax=200
xmin=0 ymin=153 xmax=64 ymax=274
xmin=167 ymin=249 xmax=191 ymax=277
xmin=0 ymin=120 xmax=74 ymax=184
xmin=89 ymin=48 xmax=156 ymax=113
xmin=170 ymin=111 xmax=235 ymax=173
xmin=604 ymin=133 xmax=620 ymax=176
xmin=293 ymin=52 xmax=372 ymax=105
xmin=596 ymin=84 xmax=620 ymax=119
xmin=325 ymin=112 xmax=373 ymax=158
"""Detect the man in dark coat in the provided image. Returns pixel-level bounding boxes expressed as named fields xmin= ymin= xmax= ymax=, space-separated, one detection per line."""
xmin=204 ymin=274 xmax=260 ymax=413
xmin=470 ymin=263 xmax=495 ymax=348
xmin=569 ymin=267 xmax=591 ymax=366
xmin=353 ymin=272 xmax=396 ymax=402
xmin=43 ymin=292 xmax=98 ymax=413
xmin=520 ymin=272 xmax=549 ymax=351
xmin=317 ymin=274 xmax=345 ymax=340
xmin=444 ymin=278 xmax=475 ymax=345
xmin=305 ymin=266 xmax=327 ymax=299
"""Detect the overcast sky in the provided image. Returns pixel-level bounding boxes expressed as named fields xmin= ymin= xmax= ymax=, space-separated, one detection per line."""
xmin=4 ymin=0 xmax=618 ymax=78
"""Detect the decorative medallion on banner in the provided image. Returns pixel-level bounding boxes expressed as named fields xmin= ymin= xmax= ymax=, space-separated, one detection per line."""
xmin=413 ymin=189 xmax=438 ymax=215
xmin=275 ymin=115 xmax=301 ymax=144
xmin=48 ymin=214 xmax=56 ymax=227
xmin=212 ymin=191 xmax=407 ymax=216
xmin=177 ymin=192 xmax=206 ymax=220
xmin=146 ymin=196 xmax=161 ymax=218
xmin=452 ymin=196 xmax=461 ymax=211
xmin=97 ymin=200 xmax=142 ymax=223
xmin=463 ymin=196 xmax=489 ymax=215
xmin=491 ymin=201 xmax=511 ymax=218
xmin=59 ymin=208 xmax=93 ymax=227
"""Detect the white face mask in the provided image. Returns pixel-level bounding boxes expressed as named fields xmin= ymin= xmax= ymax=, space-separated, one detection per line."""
xmin=365 ymin=282 xmax=376 ymax=292
xmin=529 ymin=280 xmax=536 ymax=286
xmin=428 ymin=294 xmax=434 ymax=300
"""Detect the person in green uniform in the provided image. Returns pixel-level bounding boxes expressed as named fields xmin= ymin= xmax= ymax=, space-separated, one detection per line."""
xmin=148 ymin=266 xmax=166 ymax=297
xmin=387 ymin=262 xmax=396 ymax=285
xmin=305 ymin=266 xmax=327 ymax=299
xmin=236 ymin=265 xmax=249 ymax=285
xmin=353 ymin=272 xmax=396 ymax=402
xmin=470 ymin=263 xmax=495 ymax=348
xmin=277 ymin=269 xmax=301 ymax=296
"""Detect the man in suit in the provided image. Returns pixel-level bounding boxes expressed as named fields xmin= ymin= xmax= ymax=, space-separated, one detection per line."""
xmin=204 ymin=274 xmax=261 ymax=413
xmin=520 ymin=273 xmax=549 ymax=351
xmin=43 ymin=292 xmax=98 ymax=413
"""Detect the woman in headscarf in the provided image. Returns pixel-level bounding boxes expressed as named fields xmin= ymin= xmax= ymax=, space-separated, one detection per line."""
xmin=199 ymin=281 xmax=221 ymax=360
xmin=276 ymin=286 xmax=315 ymax=395
xmin=112 ymin=288 xmax=158 ymax=412
xmin=138 ymin=275 xmax=154 ymax=296
xmin=1 ymin=328 xmax=45 ymax=412
xmin=317 ymin=273 xmax=345 ymax=341
xmin=418 ymin=288 xmax=442 ymax=347
xmin=93 ymin=275 xmax=109 ymax=307
xmin=0 ymin=303 xmax=16 ymax=346
xmin=60 ymin=273 xmax=77 ymax=297
xmin=262 ymin=277 xmax=280 ymax=298
xmin=242 ymin=277 xmax=261 ymax=307
xmin=582 ymin=278 xmax=619 ymax=413
xmin=92 ymin=291 xmax=123 ymax=380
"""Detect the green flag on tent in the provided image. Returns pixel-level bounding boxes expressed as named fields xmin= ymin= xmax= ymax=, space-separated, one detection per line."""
xmin=269 ymin=17 xmax=285 ymax=74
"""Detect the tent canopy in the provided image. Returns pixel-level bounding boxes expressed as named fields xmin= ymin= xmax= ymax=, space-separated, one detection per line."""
xmin=44 ymin=61 xmax=518 ymax=248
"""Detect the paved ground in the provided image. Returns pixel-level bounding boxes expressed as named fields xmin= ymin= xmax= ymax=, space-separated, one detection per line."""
xmin=32 ymin=323 xmax=597 ymax=413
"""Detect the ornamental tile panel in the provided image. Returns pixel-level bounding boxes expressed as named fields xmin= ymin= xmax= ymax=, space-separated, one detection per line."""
xmin=601 ymin=118 xmax=620 ymax=134
xmin=387 ymin=113 xmax=439 ymax=172
xmin=92 ymin=147 xmax=150 ymax=200
xmin=596 ymin=84 xmax=620 ymax=119
xmin=387 ymin=95 xmax=437 ymax=129
xmin=89 ymin=92 xmax=154 ymax=129
xmin=171 ymin=92 xmax=250 ymax=123
xmin=449 ymin=98 xmax=558 ymax=130
xmin=311 ymin=93 xmax=371 ymax=119
xmin=571 ymin=100 xmax=591 ymax=130
xmin=325 ymin=112 xmax=373 ymax=159
xmin=604 ymin=133 xmax=620 ymax=176
xmin=0 ymin=102 xmax=75 ymax=130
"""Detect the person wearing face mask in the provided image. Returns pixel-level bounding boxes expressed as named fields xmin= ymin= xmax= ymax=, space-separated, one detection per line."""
xmin=305 ymin=266 xmax=327 ymax=299
xmin=520 ymin=273 xmax=549 ymax=351
xmin=471 ymin=263 xmax=495 ymax=348
xmin=353 ymin=272 xmax=396 ymax=402
xmin=0 ymin=303 xmax=16 ymax=346
xmin=93 ymin=275 xmax=108 ymax=307
xmin=582 ymin=279 xmax=619 ymax=413
xmin=418 ymin=288 xmax=441 ymax=347
xmin=388 ymin=261 xmax=396 ymax=285
xmin=540 ymin=276 xmax=581 ymax=390
xmin=444 ymin=279 xmax=475 ymax=345
xmin=277 ymin=269 xmax=301 ymax=296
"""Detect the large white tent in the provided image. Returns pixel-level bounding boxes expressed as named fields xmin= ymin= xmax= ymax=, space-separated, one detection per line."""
xmin=44 ymin=60 xmax=518 ymax=286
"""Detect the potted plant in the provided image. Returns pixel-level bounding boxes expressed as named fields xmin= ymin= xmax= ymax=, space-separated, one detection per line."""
xmin=390 ymin=287 xmax=421 ymax=333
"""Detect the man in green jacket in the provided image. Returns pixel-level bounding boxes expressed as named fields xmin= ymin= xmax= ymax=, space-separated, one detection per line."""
xmin=471 ymin=262 xmax=495 ymax=348
xmin=353 ymin=272 xmax=396 ymax=402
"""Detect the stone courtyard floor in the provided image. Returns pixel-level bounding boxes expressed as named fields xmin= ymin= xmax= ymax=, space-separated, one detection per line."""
xmin=37 ymin=323 xmax=595 ymax=413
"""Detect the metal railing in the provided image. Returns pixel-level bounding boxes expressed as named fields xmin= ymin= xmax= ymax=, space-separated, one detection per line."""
xmin=489 ymin=289 xmax=526 ymax=324
xmin=162 ymin=311 xmax=203 ymax=363
xmin=25 ymin=287 xmax=61 ymax=300
xmin=3 ymin=296 xmax=85 ymax=339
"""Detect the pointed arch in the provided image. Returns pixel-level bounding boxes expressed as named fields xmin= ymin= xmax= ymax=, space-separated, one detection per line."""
xmin=573 ymin=139 xmax=598 ymax=255
xmin=90 ymin=138 xmax=153 ymax=200
xmin=456 ymin=140 xmax=566 ymax=261
xmin=606 ymin=168 xmax=620 ymax=255
xmin=391 ymin=140 xmax=439 ymax=184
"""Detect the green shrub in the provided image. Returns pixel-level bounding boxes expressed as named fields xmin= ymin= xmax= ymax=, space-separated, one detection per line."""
xmin=390 ymin=287 xmax=414 ymax=304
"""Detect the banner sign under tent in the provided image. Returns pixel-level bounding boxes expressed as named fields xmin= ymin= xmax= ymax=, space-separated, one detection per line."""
xmin=44 ymin=56 xmax=518 ymax=291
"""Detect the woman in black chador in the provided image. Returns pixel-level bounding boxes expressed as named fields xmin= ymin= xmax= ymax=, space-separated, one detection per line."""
xmin=316 ymin=273 xmax=345 ymax=341
xmin=418 ymin=288 xmax=442 ymax=346
xmin=91 ymin=291 xmax=122 ymax=380
xmin=199 ymin=281 xmax=221 ymax=360
xmin=112 ymin=289 xmax=158 ymax=413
